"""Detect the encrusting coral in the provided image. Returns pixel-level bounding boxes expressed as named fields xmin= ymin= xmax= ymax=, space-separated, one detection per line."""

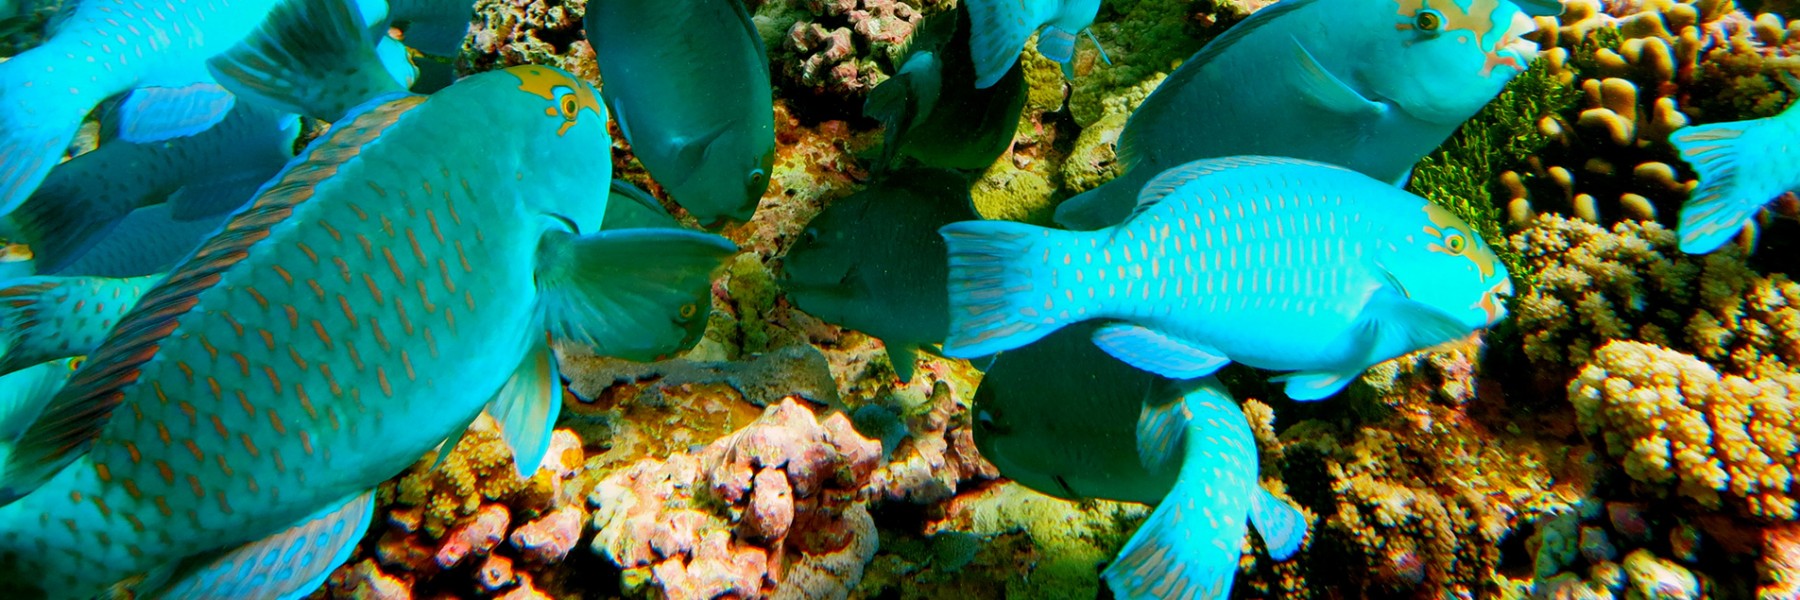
xmin=1571 ymin=340 xmax=1800 ymax=520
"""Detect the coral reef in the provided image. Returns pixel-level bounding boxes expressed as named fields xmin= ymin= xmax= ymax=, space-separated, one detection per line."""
xmin=589 ymin=398 xmax=883 ymax=600
xmin=459 ymin=0 xmax=595 ymax=82
xmin=1571 ymin=340 xmax=1800 ymax=520
xmin=768 ymin=0 xmax=923 ymax=100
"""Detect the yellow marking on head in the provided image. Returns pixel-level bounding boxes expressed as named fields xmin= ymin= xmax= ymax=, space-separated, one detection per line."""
xmin=1420 ymin=203 xmax=1496 ymax=277
xmin=505 ymin=65 xmax=605 ymax=137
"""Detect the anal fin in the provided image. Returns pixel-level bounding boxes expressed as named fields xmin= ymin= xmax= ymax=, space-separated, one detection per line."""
xmin=155 ymin=490 xmax=376 ymax=600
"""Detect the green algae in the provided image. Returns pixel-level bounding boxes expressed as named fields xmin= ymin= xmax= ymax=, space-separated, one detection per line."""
xmin=971 ymin=159 xmax=1058 ymax=224
xmin=1066 ymin=0 xmax=1211 ymax=128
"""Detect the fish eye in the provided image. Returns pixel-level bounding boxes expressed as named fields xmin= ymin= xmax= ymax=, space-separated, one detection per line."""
xmin=558 ymin=93 xmax=580 ymax=121
xmin=976 ymin=410 xmax=996 ymax=430
xmin=748 ymin=169 xmax=767 ymax=186
xmin=1443 ymin=232 xmax=1468 ymax=254
xmin=1415 ymin=9 xmax=1443 ymax=32
xmin=67 ymin=356 xmax=85 ymax=372
xmin=801 ymin=227 xmax=818 ymax=244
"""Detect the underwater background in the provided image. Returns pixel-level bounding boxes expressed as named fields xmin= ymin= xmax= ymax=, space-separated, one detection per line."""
xmin=0 ymin=0 xmax=1797 ymax=597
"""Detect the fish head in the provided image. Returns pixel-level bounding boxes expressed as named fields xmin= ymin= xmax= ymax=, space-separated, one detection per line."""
xmin=480 ymin=65 xmax=613 ymax=231
xmin=1359 ymin=0 xmax=1541 ymax=125
xmin=1383 ymin=203 xmax=1514 ymax=329
xmin=779 ymin=195 xmax=873 ymax=324
xmin=667 ymin=127 xmax=775 ymax=229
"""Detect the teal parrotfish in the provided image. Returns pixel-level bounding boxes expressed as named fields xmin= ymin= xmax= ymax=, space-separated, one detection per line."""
xmin=1667 ymin=79 xmax=1800 ymax=254
xmin=585 ymin=0 xmax=777 ymax=227
xmin=0 ymin=0 xmax=442 ymax=218
xmin=940 ymin=156 xmax=1513 ymax=401
xmin=972 ymin=324 xmax=1308 ymax=599
xmin=781 ymin=168 xmax=978 ymax=383
xmin=864 ymin=4 xmax=1028 ymax=172
xmin=0 ymin=274 xmax=155 ymax=378
xmin=7 ymin=85 xmax=302 ymax=276
xmin=1052 ymin=0 xmax=1547 ymax=230
xmin=964 ymin=0 xmax=1102 ymax=88
xmin=0 ymin=64 xmax=735 ymax=599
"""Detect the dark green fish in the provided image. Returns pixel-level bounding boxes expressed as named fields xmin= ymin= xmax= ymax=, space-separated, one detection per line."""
xmin=780 ymin=168 xmax=976 ymax=383
xmin=586 ymin=0 xmax=776 ymax=227
xmin=864 ymin=5 xmax=1027 ymax=172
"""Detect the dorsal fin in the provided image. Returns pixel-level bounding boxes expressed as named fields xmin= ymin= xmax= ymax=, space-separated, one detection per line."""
xmin=1117 ymin=0 xmax=1320 ymax=167
xmin=0 ymin=96 xmax=428 ymax=501
xmin=1125 ymin=155 xmax=1342 ymax=222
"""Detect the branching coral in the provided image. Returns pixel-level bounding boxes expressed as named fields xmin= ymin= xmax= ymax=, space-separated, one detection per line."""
xmin=1570 ymin=340 xmax=1800 ymax=520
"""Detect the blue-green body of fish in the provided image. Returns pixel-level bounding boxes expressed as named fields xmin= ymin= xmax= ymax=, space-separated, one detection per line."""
xmin=964 ymin=0 xmax=1101 ymax=88
xmin=585 ymin=0 xmax=776 ymax=227
xmin=0 ymin=275 xmax=156 ymax=377
xmin=973 ymin=330 xmax=1307 ymax=600
xmin=864 ymin=6 xmax=1028 ymax=173
xmin=1668 ymin=96 xmax=1800 ymax=254
xmin=942 ymin=156 xmax=1512 ymax=401
xmin=0 ymin=64 xmax=731 ymax=598
xmin=1053 ymin=0 xmax=1544 ymax=229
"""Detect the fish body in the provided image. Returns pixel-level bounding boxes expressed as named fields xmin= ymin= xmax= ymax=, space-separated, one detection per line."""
xmin=0 ymin=274 xmax=156 ymax=378
xmin=586 ymin=0 xmax=776 ymax=227
xmin=0 ymin=65 xmax=733 ymax=598
xmin=941 ymin=156 xmax=1512 ymax=401
xmin=1668 ymin=95 xmax=1800 ymax=254
xmin=781 ymin=168 xmax=976 ymax=382
xmin=964 ymin=0 xmax=1101 ymax=88
xmin=53 ymin=205 xmax=235 ymax=278
xmin=1052 ymin=0 xmax=1542 ymax=230
xmin=8 ymin=89 xmax=301 ymax=275
xmin=864 ymin=5 xmax=1028 ymax=172
xmin=972 ymin=333 xmax=1307 ymax=600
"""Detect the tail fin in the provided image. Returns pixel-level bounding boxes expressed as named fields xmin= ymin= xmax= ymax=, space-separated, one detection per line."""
xmin=1668 ymin=120 xmax=1776 ymax=254
xmin=938 ymin=220 xmax=1081 ymax=358
xmin=206 ymin=0 xmax=410 ymax=122
xmin=1102 ymin=476 xmax=1249 ymax=600
xmin=0 ymin=50 xmax=97 ymax=217
xmin=964 ymin=0 xmax=1051 ymax=89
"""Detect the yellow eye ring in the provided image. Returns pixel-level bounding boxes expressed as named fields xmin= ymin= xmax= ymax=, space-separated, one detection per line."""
xmin=68 ymin=356 xmax=86 ymax=372
xmin=679 ymin=303 xmax=698 ymax=319
xmin=558 ymin=93 xmax=580 ymax=121
xmin=1444 ymin=234 xmax=1468 ymax=254
xmin=1415 ymin=9 xmax=1443 ymax=31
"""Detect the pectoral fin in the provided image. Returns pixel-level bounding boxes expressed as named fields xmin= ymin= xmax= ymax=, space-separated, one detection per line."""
xmin=1091 ymin=323 xmax=1230 ymax=379
xmin=535 ymin=228 xmax=736 ymax=362
xmin=111 ymin=84 xmax=238 ymax=144
xmin=487 ymin=334 xmax=563 ymax=477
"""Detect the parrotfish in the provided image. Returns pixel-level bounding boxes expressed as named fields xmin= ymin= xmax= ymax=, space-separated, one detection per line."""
xmin=964 ymin=0 xmax=1102 ymax=88
xmin=46 ymin=205 xmax=234 ymax=278
xmin=941 ymin=156 xmax=1513 ymax=401
xmin=0 ymin=274 xmax=155 ymax=378
xmin=7 ymin=86 xmax=301 ymax=275
xmin=0 ymin=359 xmax=80 ymax=471
xmin=604 ymin=178 xmax=685 ymax=231
xmin=0 ymin=0 xmax=431 ymax=217
xmin=1052 ymin=0 xmax=1545 ymax=230
xmin=1667 ymin=83 xmax=1800 ymax=254
xmin=864 ymin=5 xmax=1028 ymax=172
xmin=586 ymin=0 xmax=776 ymax=227
xmin=781 ymin=168 xmax=977 ymax=383
xmin=0 ymin=64 xmax=734 ymax=599
xmin=973 ymin=325 xmax=1307 ymax=600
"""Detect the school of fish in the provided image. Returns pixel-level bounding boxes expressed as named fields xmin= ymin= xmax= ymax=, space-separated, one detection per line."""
xmin=0 ymin=0 xmax=1789 ymax=597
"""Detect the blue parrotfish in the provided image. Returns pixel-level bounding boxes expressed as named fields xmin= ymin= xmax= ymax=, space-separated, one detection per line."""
xmin=1667 ymin=82 xmax=1800 ymax=254
xmin=864 ymin=5 xmax=1028 ymax=172
xmin=0 ymin=0 xmax=427 ymax=218
xmin=585 ymin=0 xmax=777 ymax=227
xmin=7 ymin=86 xmax=302 ymax=275
xmin=940 ymin=156 xmax=1513 ymax=401
xmin=964 ymin=0 xmax=1102 ymax=88
xmin=0 ymin=274 xmax=155 ymax=378
xmin=1052 ymin=0 xmax=1545 ymax=230
xmin=781 ymin=168 xmax=978 ymax=383
xmin=972 ymin=326 xmax=1307 ymax=600
xmin=0 ymin=64 xmax=735 ymax=599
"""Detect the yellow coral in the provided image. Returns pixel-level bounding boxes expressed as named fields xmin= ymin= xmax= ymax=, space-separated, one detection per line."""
xmin=1570 ymin=340 xmax=1800 ymax=520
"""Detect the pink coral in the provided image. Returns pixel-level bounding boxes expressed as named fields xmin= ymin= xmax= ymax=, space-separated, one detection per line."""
xmin=868 ymin=382 xmax=999 ymax=503
xmin=589 ymin=398 xmax=882 ymax=600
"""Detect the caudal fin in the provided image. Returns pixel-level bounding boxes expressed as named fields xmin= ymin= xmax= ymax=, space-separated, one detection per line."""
xmin=939 ymin=220 xmax=1080 ymax=358
xmin=964 ymin=0 xmax=1051 ymax=89
xmin=1102 ymin=476 xmax=1249 ymax=600
xmin=0 ymin=101 xmax=83 ymax=220
xmin=1669 ymin=120 xmax=1776 ymax=254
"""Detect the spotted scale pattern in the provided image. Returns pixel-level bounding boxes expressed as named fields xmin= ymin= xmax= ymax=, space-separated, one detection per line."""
xmin=0 ymin=65 xmax=610 ymax=598
xmin=0 ymin=275 xmax=156 ymax=376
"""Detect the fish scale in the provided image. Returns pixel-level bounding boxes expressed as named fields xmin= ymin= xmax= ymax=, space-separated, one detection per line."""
xmin=0 ymin=65 xmax=624 ymax=598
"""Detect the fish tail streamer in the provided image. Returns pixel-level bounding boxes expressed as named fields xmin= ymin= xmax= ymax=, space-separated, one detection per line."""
xmin=939 ymin=219 xmax=1086 ymax=358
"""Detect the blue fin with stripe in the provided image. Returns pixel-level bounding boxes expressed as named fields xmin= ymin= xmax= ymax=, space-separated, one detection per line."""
xmin=1135 ymin=385 xmax=1188 ymax=473
xmin=964 ymin=0 xmax=1055 ymax=88
xmin=1250 ymin=489 xmax=1308 ymax=560
xmin=207 ymin=0 xmax=411 ymax=121
xmin=1092 ymin=323 xmax=1230 ymax=379
xmin=1103 ymin=458 xmax=1248 ymax=600
xmin=1272 ymin=370 xmax=1360 ymax=401
xmin=938 ymin=220 xmax=1076 ymax=358
xmin=1667 ymin=108 xmax=1793 ymax=254
xmin=113 ymin=84 xmax=238 ymax=144
xmin=536 ymin=228 xmax=736 ymax=362
xmin=156 ymin=490 xmax=375 ymax=600
xmin=488 ymin=335 xmax=563 ymax=477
